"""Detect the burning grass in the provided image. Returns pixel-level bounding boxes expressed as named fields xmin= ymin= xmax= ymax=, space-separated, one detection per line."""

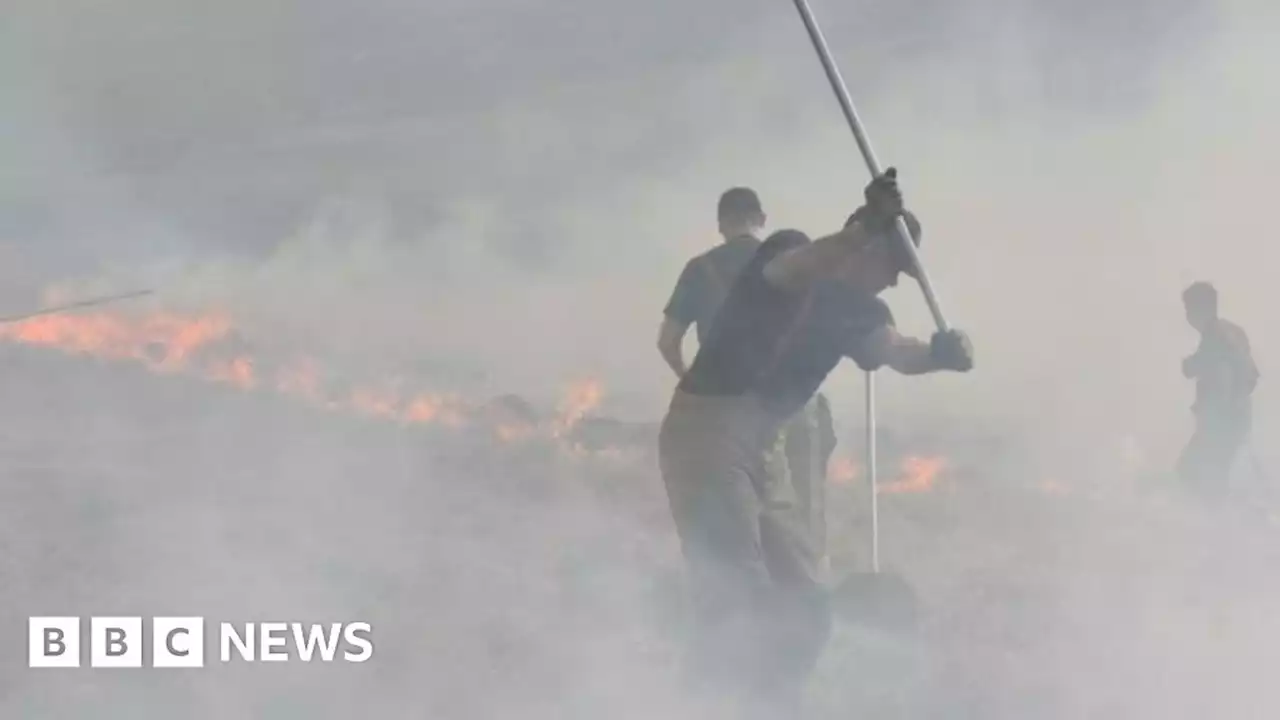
xmin=3 ymin=305 xmax=1278 ymax=718
xmin=0 ymin=306 xmax=609 ymax=448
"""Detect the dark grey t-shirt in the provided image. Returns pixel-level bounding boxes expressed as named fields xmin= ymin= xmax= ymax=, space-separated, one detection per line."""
xmin=1191 ymin=318 xmax=1258 ymax=420
xmin=678 ymin=230 xmax=894 ymax=419
xmin=663 ymin=236 xmax=761 ymax=345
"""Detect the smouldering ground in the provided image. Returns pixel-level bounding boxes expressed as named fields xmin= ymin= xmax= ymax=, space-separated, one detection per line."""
xmin=2 ymin=342 xmax=1279 ymax=718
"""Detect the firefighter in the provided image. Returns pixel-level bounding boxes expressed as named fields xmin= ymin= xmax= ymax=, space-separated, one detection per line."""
xmin=657 ymin=168 xmax=973 ymax=716
xmin=658 ymin=187 xmax=837 ymax=575
xmin=657 ymin=186 xmax=765 ymax=377
xmin=1177 ymin=281 xmax=1259 ymax=500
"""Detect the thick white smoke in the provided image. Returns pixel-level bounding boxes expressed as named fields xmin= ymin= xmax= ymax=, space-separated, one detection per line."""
xmin=4 ymin=0 xmax=1280 ymax=716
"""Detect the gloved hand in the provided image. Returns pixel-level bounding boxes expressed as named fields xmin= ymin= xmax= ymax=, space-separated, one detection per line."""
xmin=862 ymin=167 xmax=904 ymax=230
xmin=930 ymin=329 xmax=974 ymax=372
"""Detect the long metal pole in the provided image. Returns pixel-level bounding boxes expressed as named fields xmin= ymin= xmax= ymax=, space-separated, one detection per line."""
xmin=789 ymin=0 xmax=957 ymax=578
xmin=866 ymin=370 xmax=879 ymax=572
xmin=788 ymin=0 xmax=949 ymax=334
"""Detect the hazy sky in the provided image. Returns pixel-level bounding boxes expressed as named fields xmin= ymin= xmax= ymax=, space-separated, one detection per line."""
xmin=4 ymin=0 xmax=1280 ymax=464
xmin=1 ymin=0 xmax=1219 ymax=262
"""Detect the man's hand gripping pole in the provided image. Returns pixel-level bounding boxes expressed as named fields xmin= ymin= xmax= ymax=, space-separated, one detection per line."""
xmin=789 ymin=0 xmax=949 ymax=333
xmin=790 ymin=0 xmax=957 ymax=575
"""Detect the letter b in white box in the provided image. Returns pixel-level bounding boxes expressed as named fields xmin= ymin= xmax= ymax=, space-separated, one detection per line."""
xmin=153 ymin=617 xmax=204 ymax=668
xmin=90 ymin=617 xmax=142 ymax=668
xmin=29 ymin=617 xmax=80 ymax=668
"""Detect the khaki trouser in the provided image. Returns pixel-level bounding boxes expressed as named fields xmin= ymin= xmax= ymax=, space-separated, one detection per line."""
xmin=1178 ymin=410 xmax=1250 ymax=502
xmin=657 ymin=390 xmax=831 ymax=713
xmin=771 ymin=394 xmax=835 ymax=574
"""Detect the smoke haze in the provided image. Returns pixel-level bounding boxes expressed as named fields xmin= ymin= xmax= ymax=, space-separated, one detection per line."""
xmin=4 ymin=0 xmax=1280 ymax=716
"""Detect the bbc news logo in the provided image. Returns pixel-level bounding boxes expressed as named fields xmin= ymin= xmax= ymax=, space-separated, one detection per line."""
xmin=29 ymin=617 xmax=373 ymax=668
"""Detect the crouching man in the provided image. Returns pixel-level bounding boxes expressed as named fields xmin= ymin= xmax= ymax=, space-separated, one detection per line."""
xmin=657 ymin=169 xmax=973 ymax=716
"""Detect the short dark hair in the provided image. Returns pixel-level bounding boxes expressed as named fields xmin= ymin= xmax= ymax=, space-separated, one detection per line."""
xmin=1183 ymin=281 xmax=1218 ymax=311
xmin=717 ymin=187 xmax=763 ymax=223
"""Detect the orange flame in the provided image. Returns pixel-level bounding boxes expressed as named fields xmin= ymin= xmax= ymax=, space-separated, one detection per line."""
xmin=207 ymin=356 xmax=256 ymax=390
xmin=829 ymin=454 xmax=859 ymax=486
xmin=495 ymin=422 xmax=537 ymax=443
xmin=0 ymin=311 xmax=233 ymax=371
xmin=0 ymin=307 xmax=601 ymax=447
xmin=879 ymin=455 xmax=945 ymax=494
xmin=403 ymin=394 xmax=467 ymax=427
xmin=829 ymin=454 xmax=945 ymax=493
xmin=552 ymin=378 xmax=603 ymax=437
xmin=349 ymin=387 xmax=401 ymax=420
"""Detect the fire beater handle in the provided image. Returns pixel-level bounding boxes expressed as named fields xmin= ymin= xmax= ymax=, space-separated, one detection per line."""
xmin=866 ymin=370 xmax=879 ymax=572
xmin=788 ymin=0 xmax=949 ymax=334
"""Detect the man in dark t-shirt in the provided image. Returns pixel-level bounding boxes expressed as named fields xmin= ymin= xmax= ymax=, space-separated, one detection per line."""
xmin=1177 ymin=281 xmax=1259 ymax=500
xmin=657 ymin=169 xmax=973 ymax=715
xmin=658 ymin=186 xmax=767 ymax=372
xmin=658 ymin=187 xmax=837 ymax=579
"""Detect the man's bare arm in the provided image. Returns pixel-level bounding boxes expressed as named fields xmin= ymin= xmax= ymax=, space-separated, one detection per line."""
xmin=761 ymin=221 xmax=879 ymax=292
xmin=657 ymin=317 xmax=690 ymax=378
xmin=868 ymin=326 xmax=936 ymax=375
xmin=763 ymin=169 xmax=905 ymax=292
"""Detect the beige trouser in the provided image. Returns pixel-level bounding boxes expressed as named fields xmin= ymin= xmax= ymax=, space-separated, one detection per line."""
xmin=1178 ymin=409 xmax=1250 ymax=502
xmin=768 ymin=394 xmax=834 ymax=576
xmin=657 ymin=390 xmax=831 ymax=712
